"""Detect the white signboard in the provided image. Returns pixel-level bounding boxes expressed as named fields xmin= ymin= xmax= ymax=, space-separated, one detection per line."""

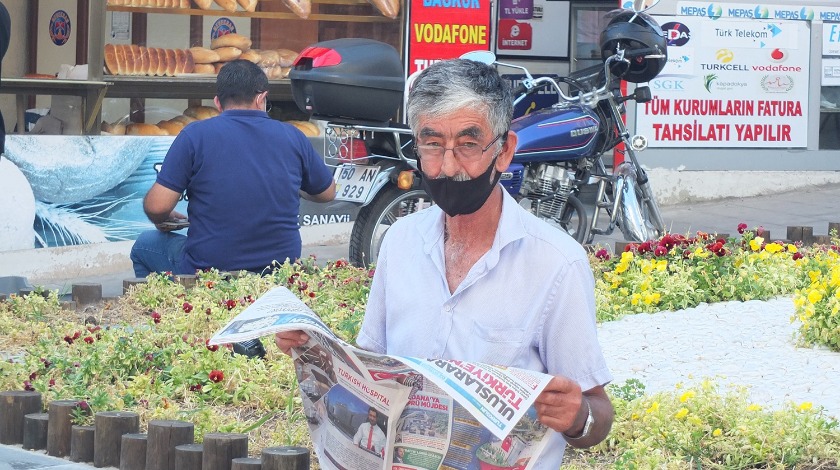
xmin=824 ymin=23 xmax=840 ymax=56
xmin=636 ymin=16 xmax=810 ymax=148
xmin=823 ymin=58 xmax=840 ymax=86
xmin=676 ymin=2 xmax=840 ymax=22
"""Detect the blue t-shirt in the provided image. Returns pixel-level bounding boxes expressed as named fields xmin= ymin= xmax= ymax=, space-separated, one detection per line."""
xmin=156 ymin=109 xmax=333 ymax=273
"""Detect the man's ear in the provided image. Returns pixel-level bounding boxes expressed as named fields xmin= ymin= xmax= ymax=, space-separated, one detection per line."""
xmin=495 ymin=130 xmax=517 ymax=172
xmin=213 ymin=96 xmax=223 ymax=112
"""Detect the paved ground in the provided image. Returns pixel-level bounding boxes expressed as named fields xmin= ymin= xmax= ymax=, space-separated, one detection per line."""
xmin=2 ymin=184 xmax=839 ymax=468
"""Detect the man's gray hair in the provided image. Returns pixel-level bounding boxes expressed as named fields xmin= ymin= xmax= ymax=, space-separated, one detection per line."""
xmin=407 ymin=59 xmax=513 ymax=139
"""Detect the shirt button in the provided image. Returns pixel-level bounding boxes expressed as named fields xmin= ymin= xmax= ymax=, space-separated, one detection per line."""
xmin=444 ymin=305 xmax=452 ymax=312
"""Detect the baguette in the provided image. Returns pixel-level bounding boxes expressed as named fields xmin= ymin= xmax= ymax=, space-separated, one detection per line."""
xmin=184 ymin=105 xmax=220 ymax=120
xmin=193 ymin=63 xmax=216 ymax=74
xmin=104 ymin=43 xmax=120 ymax=75
xmin=183 ymin=49 xmax=196 ymax=73
xmin=115 ymin=44 xmax=129 ymax=75
xmin=211 ymin=33 xmax=252 ymax=51
xmin=214 ymin=46 xmax=243 ymax=62
xmin=171 ymin=114 xmax=198 ymax=125
xmin=281 ymin=0 xmax=311 ymax=18
xmin=157 ymin=119 xmax=185 ymax=135
xmin=237 ymin=0 xmax=258 ymax=12
xmin=174 ymin=49 xmax=187 ymax=75
xmin=138 ymin=46 xmax=151 ymax=75
xmin=257 ymin=49 xmax=280 ymax=67
xmin=189 ymin=46 xmax=220 ymax=64
xmin=126 ymin=123 xmax=168 ymax=136
xmin=276 ymin=49 xmax=299 ymax=67
xmin=240 ymin=49 xmax=261 ymax=63
xmin=367 ymin=0 xmax=400 ymax=18
xmin=194 ymin=0 xmax=213 ymax=8
xmin=214 ymin=0 xmax=238 ymax=11
xmin=130 ymin=45 xmax=143 ymax=75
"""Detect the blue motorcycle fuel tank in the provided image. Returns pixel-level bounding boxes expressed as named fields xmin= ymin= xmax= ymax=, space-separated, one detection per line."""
xmin=511 ymin=105 xmax=601 ymax=163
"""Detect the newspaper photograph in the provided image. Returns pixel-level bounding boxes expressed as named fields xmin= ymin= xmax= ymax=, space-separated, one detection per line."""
xmin=209 ymin=286 xmax=556 ymax=470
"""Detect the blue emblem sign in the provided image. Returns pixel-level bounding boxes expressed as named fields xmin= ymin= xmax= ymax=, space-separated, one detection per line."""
xmin=49 ymin=10 xmax=71 ymax=46
xmin=211 ymin=18 xmax=237 ymax=40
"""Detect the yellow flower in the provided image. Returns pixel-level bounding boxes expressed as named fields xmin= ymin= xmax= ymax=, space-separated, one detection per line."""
xmin=809 ymin=270 xmax=822 ymax=283
xmin=749 ymin=236 xmax=764 ymax=251
xmin=641 ymin=261 xmax=653 ymax=275
xmin=656 ymin=260 xmax=668 ymax=271
xmin=747 ymin=403 xmax=762 ymax=411
xmin=764 ymin=242 xmax=783 ymax=254
xmin=712 ymin=428 xmax=722 ymax=437
xmin=679 ymin=390 xmax=696 ymax=403
xmin=808 ymin=290 xmax=823 ymax=305
xmin=674 ymin=408 xmax=688 ymax=419
xmin=631 ymin=413 xmax=640 ymax=421
xmin=646 ymin=401 xmax=660 ymax=413
xmin=631 ymin=293 xmax=641 ymax=306
xmin=798 ymin=402 xmax=813 ymax=412
xmin=786 ymin=244 xmax=798 ymax=253
xmin=621 ymin=251 xmax=634 ymax=263
xmin=615 ymin=263 xmax=628 ymax=274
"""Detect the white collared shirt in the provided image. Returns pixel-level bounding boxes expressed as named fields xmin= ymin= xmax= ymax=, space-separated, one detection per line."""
xmin=358 ymin=189 xmax=613 ymax=468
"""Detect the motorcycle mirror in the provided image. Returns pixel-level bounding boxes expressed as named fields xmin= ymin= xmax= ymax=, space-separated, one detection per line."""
xmin=632 ymin=0 xmax=660 ymax=12
xmin=460 ymin=50 xmax=496 ymax=65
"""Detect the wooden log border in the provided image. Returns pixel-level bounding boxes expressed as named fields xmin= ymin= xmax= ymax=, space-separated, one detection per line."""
xmin=0 ymin=394 xmax=312 ymax=470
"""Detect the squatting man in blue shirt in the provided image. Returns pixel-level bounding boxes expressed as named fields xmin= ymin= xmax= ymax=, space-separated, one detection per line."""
xmin=131 ymin=59 xmax=335 ymax=277
xmin=277 ymin=58 xmax=614 ymax=468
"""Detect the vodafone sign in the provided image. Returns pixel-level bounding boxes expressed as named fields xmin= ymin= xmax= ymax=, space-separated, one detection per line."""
xmin=407 ymin=0 xmax=492 ymax=75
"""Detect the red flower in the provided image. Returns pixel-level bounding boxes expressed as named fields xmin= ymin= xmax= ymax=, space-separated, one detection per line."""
xmin=205 ymin=281 xmax=215 ymax=289
xmin=792 ymin=252 xmax=804 ymax=261
xmin=83 ymin=336 xmax=94 ymax=344
xmin=205 ymin=308 xmax=212 ymax=316
xmin=658 ymin=235 xmax=676 ymax=249
xmin=23 ymin=381 xmax=34 ymax=392
xmin=225 ymin=299 xmax=237 ymax=310
xmin=77 ymin=400 xmax=90 ymax=411
xmin=638 ymin=241 xmax=652 ymax=254
xmin=334 ymin=259 xmax=348 ymax=268
xmin=72 ymin=331 xmax=81 ymax=340
xmin=63 ymin=335 xmax=74 ymax=345
xmin=151 ymin=312 xmax=161 ymax=324
xmin=29 ymin=372 xmax=37 ymax=380
xmin=654 ymin=246 xmax=667 ymax=257
xmin=206 ymin=339 xmax=219 ymax=352
xmin=737 ymin=223 xmax=748 ymax=234
xmin=48 ymin=379 xmax=55 ymax=387
xmin=189 ymin=384 xmax=202 ymax=392
xmin=594 ymin=248 xmax=611 ymax=261
xmin=624 ymin=243 xmax=636 ymax=252
xmin=308 ymin=292 xmax=316 ymax=298
xmin=87 ymin=325 xmax=101 ymax=333
xmin=209 ymin=370 xmax=224 ymax=383
xmin=182 ymin=302 xmax=193 ymax=313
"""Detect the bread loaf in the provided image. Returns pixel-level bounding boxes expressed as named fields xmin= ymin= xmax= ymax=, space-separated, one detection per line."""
xmin=257 ymin=50 xmax=280 ymax=67
xmin=157 ymin=119 xmax=185 ymax=135
xmin=100 ymin=121 xmax=126 ymax=135
xmin=281 ymin=0 xmax=311 ymax=18
xmin=288 ymin=120 xmax=320 ymax=137
xmin=240 ymin=49 xmax=261 ymax=63
xmin=104 ymin=44 xmax=120 ymax=75
xmin=214 ymin=0 xmax=238 ymax=11
xmin=184 ymin=105 xmax=220 ymax=120
xmin=211 ymin=33 xmax=252 ymax=51
xmin=148 ymin=47 xmax=160 ymax=76
xmin=237 ymin=0 xmax=258 ymax=12
xmin=138 ymin=47 xmax=151 ymax=75
xmin=165 ymin=48 xmax=177 ymax=76
xmin=214 ymin=46 xmax=243 ymax=62
xmin=174 ymin=49 xmax=187 ymax=75
xmin=276 ymin=49 xmax=299 ymax=67
xmin=126 ymin=123 xmax=168 ymax=136
xmin=193 ymin=63 xmax=216 ymax=74
xmin=189 ymin=47 xmax=220 ymax=64
xmin=368 ymin=0 xmax=400 ymax=18
xmin=171 ymin=114 xmax=198 ymax=125
xmin=194 ymin=0 xmax=213 ymax=8
xmin=214 ymin=62 xmax=226 ymax=74
xmin=264 ymin=66 xmax=284 ymax=80
xmin=183 ymin=49 xmax=196 ymax=73
xmin=179 ymin=0 xmax=191 ymax=7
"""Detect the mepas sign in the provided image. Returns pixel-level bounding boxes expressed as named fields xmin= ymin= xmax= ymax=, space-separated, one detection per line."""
xmin=825 ymin=23 xmax=840 ymax=56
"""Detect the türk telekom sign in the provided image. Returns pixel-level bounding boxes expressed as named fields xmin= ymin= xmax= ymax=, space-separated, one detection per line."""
xmin=635 ymin=16 xmax=810 ymax=148
xmin=406 ymin=0 xmax=492 ymax=75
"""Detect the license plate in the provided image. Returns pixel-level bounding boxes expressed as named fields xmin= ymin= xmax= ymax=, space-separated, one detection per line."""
xmin=333 ymin=164 xmax=380 ymax=202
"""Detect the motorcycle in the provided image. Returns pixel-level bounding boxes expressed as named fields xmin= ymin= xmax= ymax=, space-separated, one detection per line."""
xmin=319 ymin=0 xmax=668 ymax=266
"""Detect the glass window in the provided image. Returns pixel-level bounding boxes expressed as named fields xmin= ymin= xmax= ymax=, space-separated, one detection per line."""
xmin=570 ymin=3 xmax=614 ymax=73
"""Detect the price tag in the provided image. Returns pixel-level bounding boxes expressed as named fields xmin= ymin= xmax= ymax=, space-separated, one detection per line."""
xmin=334 ymin=164 xmax=380 ymax=202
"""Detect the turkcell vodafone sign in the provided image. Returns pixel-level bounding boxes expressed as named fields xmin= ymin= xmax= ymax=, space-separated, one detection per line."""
xmin=408 ymin=0 xmax=492 ymax=74
xmin=636 ymin=16 xmax=809 ymax=148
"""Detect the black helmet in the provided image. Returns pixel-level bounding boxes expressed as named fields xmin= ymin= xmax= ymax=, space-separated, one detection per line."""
xmin=599 ymin=9 xmax=667 ymax=83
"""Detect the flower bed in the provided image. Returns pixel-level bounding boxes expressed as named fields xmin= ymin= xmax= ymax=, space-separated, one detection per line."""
xmin=1 ymin=228 xmax=839 ymax=468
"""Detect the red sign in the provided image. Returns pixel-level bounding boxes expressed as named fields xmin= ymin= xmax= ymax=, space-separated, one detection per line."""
xmin=407 ymin=0 xmax=492 ymax=75
xmin=496 ymin=19 xmax=532 ymax=50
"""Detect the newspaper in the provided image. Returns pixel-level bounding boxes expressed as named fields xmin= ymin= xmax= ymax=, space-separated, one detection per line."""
xmin=209 ymin=287 xmax=555 ymax=470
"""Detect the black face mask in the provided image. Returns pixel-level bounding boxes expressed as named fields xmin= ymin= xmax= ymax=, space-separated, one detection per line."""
xmin=420 ymin=156 xmax=502 ymax=217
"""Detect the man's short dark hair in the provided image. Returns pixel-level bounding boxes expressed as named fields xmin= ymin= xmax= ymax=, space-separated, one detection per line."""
xmin=216 ymin=59 xmax=269 ymax=109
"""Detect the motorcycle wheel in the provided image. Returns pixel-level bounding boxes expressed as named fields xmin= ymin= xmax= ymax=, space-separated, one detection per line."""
xmin=620 ymin=178 xmax=663 ymax=242
xmin=349 ymin=186 xmax=432 ymax=266
xmin=556 ymin=194 xmax=589 ymax=245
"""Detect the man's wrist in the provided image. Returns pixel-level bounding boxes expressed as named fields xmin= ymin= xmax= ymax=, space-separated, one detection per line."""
xmin=563 ymin=396 xmax=593 ymax=441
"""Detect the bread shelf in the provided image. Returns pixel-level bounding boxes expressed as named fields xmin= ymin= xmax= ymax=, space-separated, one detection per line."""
xmin=106 ymin=6 xmax=397 ymax=22
xmin=105 ymin=75 xmax=293 ymax=100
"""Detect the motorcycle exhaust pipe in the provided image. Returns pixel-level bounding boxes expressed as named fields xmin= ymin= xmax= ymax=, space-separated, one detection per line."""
xmin=613 ymin=162 xmax=651 ymax=242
